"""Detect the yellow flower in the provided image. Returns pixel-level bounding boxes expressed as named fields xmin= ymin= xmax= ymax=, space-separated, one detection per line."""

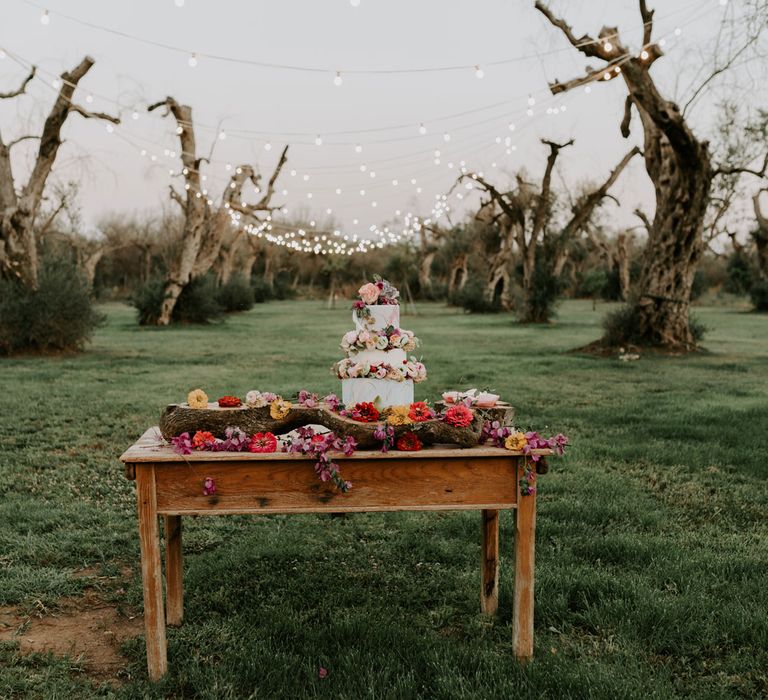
xmin=504 ymin=432 xmax=527 ymax=451
xmin=187 ymin=388 xmax=209 ymax=409
xmin=270 ymin=398 xmax=291 ymax=419
xmin=385 ymin=405 xmax=413 ymax=426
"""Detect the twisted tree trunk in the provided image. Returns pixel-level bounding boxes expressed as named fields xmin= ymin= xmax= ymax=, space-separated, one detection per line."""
xmin=536 ymin=0 xmax=714 ymax=349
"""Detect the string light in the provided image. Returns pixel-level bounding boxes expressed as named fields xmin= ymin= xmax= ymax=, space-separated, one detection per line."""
xmin=603 ymin=41 xmax=613 ymax=52
xmin=188 ymin=53 xmax=198 ymax=68
xmin=264 ymin=141 xmax=272 ymax=151
xmin=174 ymin=0 xmax=185 ymax=6
xmin=474 ymin=65 xmax=484 ymax=79
xmin=85 ymin=93 xmax=93 ymax=103
xmin=132 ymin=111 xmax=140 ymax=121
xmin=527 ymin=95 xmax=535 ymax=106
xmin=350 ymin=0 xmax=360 ymax=6
xmin=0 ymin=49 xmax=5 ymax=60
xmin=333 ymin=71 xmax=343 ymax=86
xmin=354 ymin=144 xmax=362 ymax=153
xmin=218 ymin=130 xmax=226 ymax=140
xmin=314 ymin=135 xmax=323 ymax=146
xmin=418 ymin=123 xmax=427 ymax=135
xmin=640 ymin=50 xmax=649 ymax=60
xmin=40 ymin=9 xmax=50 ymax=25
xmin=443 ymin=132 xmax=451 ymax=142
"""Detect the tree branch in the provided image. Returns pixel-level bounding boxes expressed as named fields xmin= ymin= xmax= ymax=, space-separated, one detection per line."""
xmin=621 ymin=95 xmax=634 ymax=138
xmin=7 ymin=134 xmax=41 ymax=149
xmin=714 ymin=151 xmax=768 ymax=178
xmin=0 ymin=66 xmax=36 ymax=99
xmin=68 ymin=103 xmax=120 ymax=123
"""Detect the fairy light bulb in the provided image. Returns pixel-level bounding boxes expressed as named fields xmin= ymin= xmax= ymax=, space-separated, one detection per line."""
xmin=188 ymin=53 xmax=198 ymax=67
xmin=354 ymin=143 xmax=362 ymax=153
xmin=418 ymin=123 xmax=427 ymax=135
xmin=176 ymin=126 xmax=183 ymax=134
xmin=603 ymin=41 xmax=613 ymax=52
xmin=474 ymin=65 xmax=484 ymax=79
xmin=106 ymin=124 xmax=114 ymax=133
xmin=333 ymin=71 xmax=343 ymax=86
xmin=350 ymin=0 xmax=360 ymax=6
xmin=174 ymin=0 xmax=185 ymax=6
xmin=640 ymin=49 xmax=649 ymax=60
xmin=674 ymin=27 xmax=682 ymax=36
xmin=443 ymin=132 xmax=451 ymax=142
xmin=218 ymin=130 xmax=226 ymax=140
xmin=360 ymin=164 xmax=367 ymax=172
xmin=51 ymin=78 xmax=61 ymax=89
xmin=132 ymin=111 xmax=139 ymax=121
xmin=0 ymin=49 xmax=5 ymax=60
xmin=264 ymin=141 xmax=272 ymax=151
xmin=314 ymin=135 xmax=322 ymax=146
xmin=40 ymin=9 xmax=50 ymax=25
xmin=527 ymin=95 xmax=535 ymax=106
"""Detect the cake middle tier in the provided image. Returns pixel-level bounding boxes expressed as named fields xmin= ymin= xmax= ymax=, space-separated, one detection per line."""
xmin=342 ymin=378 xmax=414 ymax=409
xmin=348 ymin=348 xmax=406 ymax=365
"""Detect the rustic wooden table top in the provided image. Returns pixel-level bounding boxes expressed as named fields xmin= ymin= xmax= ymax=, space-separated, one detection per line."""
xmin=120 ymin=427 xmax=552 ymax=464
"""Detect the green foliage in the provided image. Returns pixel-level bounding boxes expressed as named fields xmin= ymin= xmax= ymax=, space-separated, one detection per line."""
xmin=602 ymin=304 xmax=707 ymax=346
xmin=749 ymin=277 xmax=768 ymax=311
xmin=724 ymin=249 xmax=752 ymax=296
xmin=251 ymin=275 xmax=274 ymax=303
xmin=131 ymin=275 xmax=224 ymax=325
xmin=519 ymin=257 xmax=563 ymax=323
xmin=576 ymin=268 xmax=610 ymax=299
xmin=0 ymin=301 xmax=766 ymax=697
xmin=0 ymin=257 xmax=103 ymax=355
xmin=449 ymin=278 xmax=500 ymax=313
xmin=215 ymin=274 xmax=254 ymax=312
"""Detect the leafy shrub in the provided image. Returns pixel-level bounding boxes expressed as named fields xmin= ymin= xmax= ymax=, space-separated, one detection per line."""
xmin=518 ymin=258 xmax=562 ymax=323
xmin=0 ymin=257 xmax=104 ymax=354
xmin=749 ymin=278 xmax=768 ymax=311
xmin=602 ymin=304 xmax=706 ymax=346
xmin=576 ymin=269 xmax=610 ymax=299
xmin=216 ymin=274 xmax=254 ymax=312
xmin=449 ymin=279 xmax=500 ymax=313
xmin=251 ymin=276 xmax=273 ymax=304
xmin=131 ymin=275 xmax=224 ymax=325
xmin=724 ymin=250 xmax=752 ymax=296
xmin=272 ymin=271 xmax=296 ymax=300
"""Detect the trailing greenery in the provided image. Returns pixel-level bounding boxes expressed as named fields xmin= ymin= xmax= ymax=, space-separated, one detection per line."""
xmin=0 ymin=257 xmax=104 ymax=355
xmin=0 ymin=301 xmax=765 ymax=697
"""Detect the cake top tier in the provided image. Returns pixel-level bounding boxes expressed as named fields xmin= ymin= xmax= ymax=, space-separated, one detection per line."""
xmin=351 ymin=276 xmax=401 ymax=331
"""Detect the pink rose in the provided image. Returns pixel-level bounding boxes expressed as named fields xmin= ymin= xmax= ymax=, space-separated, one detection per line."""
xmin=358 ymin=282 xmax=380 ymax=305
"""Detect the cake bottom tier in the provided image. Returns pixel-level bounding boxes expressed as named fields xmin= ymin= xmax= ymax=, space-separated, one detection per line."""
xmin=342 ymin=378 xmax=414 ymax=409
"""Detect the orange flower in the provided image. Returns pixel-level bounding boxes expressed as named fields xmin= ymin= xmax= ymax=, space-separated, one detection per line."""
xmin=192 ymin=430 xmax=216 ymax=449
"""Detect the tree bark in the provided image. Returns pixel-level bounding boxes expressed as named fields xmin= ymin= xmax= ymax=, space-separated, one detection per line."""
xmin=753 ymin=189 xmax=768 ymax=279
xmin=448 ymin=253 xmax=468 ymax=294
xmin=0 ymin=59 xmax=118 ymax=287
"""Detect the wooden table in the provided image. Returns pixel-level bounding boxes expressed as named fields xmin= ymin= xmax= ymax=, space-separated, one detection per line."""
xmin=121 ymin=427 xmax=549 ymax=680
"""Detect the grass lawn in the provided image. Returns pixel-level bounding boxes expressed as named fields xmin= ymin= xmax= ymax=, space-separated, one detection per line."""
xmin=1 ymin=299 xmax=767 ymax=699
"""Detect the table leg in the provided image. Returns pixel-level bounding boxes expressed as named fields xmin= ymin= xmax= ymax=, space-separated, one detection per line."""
xmin=164 ymin=515 xmax=183 ymax=626
xmin=513 ymin=459 xmax=536 ymax=661
xmin=480 ymin=509 xmax=499 ymax=614
xmin=136 ymin=465 xmax=168 ymax=680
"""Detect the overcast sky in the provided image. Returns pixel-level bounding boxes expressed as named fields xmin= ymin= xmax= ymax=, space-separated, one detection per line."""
xmin=0 ymin=0 xmax=761 ymax=242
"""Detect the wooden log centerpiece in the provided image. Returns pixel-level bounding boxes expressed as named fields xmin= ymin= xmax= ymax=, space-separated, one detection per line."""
xmin=159 ymin=402 xmax=515 ymax=450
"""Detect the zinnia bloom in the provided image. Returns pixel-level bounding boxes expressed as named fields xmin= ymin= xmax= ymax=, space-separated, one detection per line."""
xmin=270 ymin=399 xmax=291 ymax=419
xmin=396 ymin=431 xmax=422 ymax=451
xmin=408 ymin=401 xmax=432 ymax=422
xmin=386 ymin=405 xmax=413 ymax=426
xmin=192 ymin=430 xmax=216 ymax=449
xmin=217 ymin=395 xmax=242 ymax=408
xmin=187 ymin=388 xmax=208 ymax=409
xmin=444 ymin=404 xmax=474 ymax=428
xmin=504 ymin=432 xmax=528 ymax=451
xmin=249 ymin=432 xmax=277 ymax=453
xmin=354 ymin=402 xmax=380 ymax=422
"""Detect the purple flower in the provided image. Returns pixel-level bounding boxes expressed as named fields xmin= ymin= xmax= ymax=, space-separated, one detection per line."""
xmin=323 ymin=394 xmax=341 ymax=412
xmin=319 ymin=667 xmax=328 ymax=679
xmin=202 ymin=477 xmax=216 ymax=496
xmin=171 ymin=432 xmax=193 ymax=455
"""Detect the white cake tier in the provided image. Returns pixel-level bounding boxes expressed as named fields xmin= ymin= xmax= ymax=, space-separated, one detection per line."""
xmin=349 ymin=348 xmax=407 ymax=365
xmin=342 ymin=378 xmax=413 ymax=409
xmin=353 ymin=305 xmax=400 ymax=331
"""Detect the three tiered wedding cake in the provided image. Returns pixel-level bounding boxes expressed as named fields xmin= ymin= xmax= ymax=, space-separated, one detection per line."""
xmin=333 ymin=277 xmax=427 ymax=408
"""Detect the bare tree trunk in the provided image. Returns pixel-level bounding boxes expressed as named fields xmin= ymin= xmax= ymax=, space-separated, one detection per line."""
xmin=147 ymin=96 xmax=287 ymax=325
xmin=536 ymin=1 xmax=714 ymax=349
xmin=0 ymin=59 xmax=118 ymax=288
xmin=448 ymin=254 xmax=468 ymax=294
xmin=82 ymin=246 xmax=107 ymax=287
xmin=753 ymin=189 xmax=768 ymax=279
xmin=418 ymin=250 xmax=436 ymax=294
xmin=616 ymin=233 xmax=631 ymax=301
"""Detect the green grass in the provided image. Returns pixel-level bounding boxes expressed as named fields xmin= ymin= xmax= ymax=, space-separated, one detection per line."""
xmin=1 ymin=299 xmax=767 ymax=699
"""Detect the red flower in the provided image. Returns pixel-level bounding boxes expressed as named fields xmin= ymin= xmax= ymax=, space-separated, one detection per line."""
xmin=408 ymin=401 xmax=432 ymax=422
xmin=192 ymin=430 xmax=216 ymax=449
xmin=217 ymin=395 xmax=242 ymax=408
xmin=249 ymin=432 xmax=277 ymax=453
xmin=444 ymin=404 xmax=474 ymax=428
xmin=396 ymin=431 xmax=422 ymax=451
xmin=354 ymin=402 xmax=380 ymax=423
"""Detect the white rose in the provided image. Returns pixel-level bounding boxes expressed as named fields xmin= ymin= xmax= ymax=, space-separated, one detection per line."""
xmin=245 ymin=390 xmax=267 ymax=408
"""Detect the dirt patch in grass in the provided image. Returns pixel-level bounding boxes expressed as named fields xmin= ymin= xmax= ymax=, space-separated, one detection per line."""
xmin=0 ymin=589 xmax=142 ymax=685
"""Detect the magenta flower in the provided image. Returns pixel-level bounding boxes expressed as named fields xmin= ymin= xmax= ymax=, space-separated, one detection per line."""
xmin=171 ymin=432 xmax=193 ymax=455
xmin=319 ymin=666 xmax=328 ymax=679
xmin=202 ymin=477 xmax=216 ymax=496
xmin=323 ymin=393 xmax=341 ymax=411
